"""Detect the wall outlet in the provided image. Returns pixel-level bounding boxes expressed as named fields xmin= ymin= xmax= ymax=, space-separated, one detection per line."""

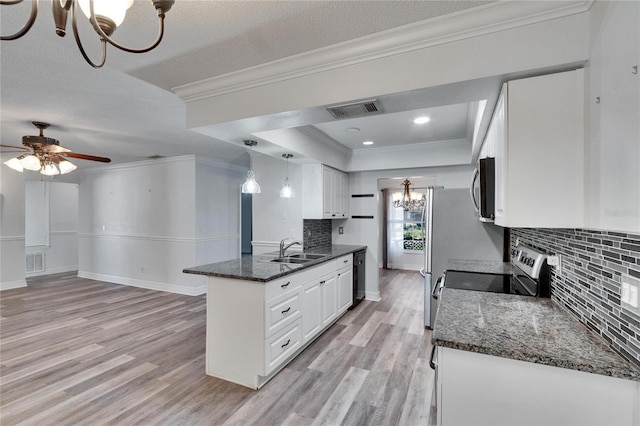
xmin=290 ymin=229 xmax=295 ymax=238
xmin=622 ymin=274 xmax=640 ymax=314
xmin=339 ymin=227 xmax=344 ymax=235
xmin=547 ymin=254 xmax=562 ymax=274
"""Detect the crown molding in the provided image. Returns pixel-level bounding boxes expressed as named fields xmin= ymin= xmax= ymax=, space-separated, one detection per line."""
xmin=173 ymin=1 xmax=593 ymax=103
xmin=80 ymin=154 xmax=245 ymax=175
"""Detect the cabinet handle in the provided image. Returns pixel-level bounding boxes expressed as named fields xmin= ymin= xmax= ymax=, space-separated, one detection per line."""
xmin=281 ymin=339 xmax=290 ymax=348
xmin=281 ymin=307 xmax=291 ymax=314
xmin=429 ymin=346 xmax=437 ymax=370
xmin=320 ymin=280 xmax=325 ymax=284
xmin=281 ymin=282 xmax=290 ymax=288
xmin=343 ymin=259 xmax=348 ymax=263
xmin=332 ymin=214 xmax=336 ymax=217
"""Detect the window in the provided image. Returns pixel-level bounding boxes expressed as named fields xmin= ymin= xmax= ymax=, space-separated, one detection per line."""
xmin=403 ymin=209 xmax=424 ymax=251
xmin=388 ymin=189 xmax=426 ymax=253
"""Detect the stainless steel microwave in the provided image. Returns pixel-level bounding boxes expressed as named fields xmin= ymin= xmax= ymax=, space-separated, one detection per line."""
xmin=470 ymin=157 xmax=495 ymax=222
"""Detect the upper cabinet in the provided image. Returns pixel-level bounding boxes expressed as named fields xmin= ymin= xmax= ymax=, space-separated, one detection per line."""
xmin=586 ymin=1 xmax=640 ymax=233
xmin=302 ymin=164 xmax=349 ymax=220
xmin=489 ymin=69 xmax=585 ymax=228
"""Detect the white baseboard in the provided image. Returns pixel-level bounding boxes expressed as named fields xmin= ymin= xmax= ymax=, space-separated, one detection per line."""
xmin=26 ymin=265 xmax=78 ymax=278
xmin=0 ymin=279 xmax=28 ymax=291
xmin=364 ymin=290 xmax=381 ymax=302
xmin=77 ymin=271 xmax=206 ymax=296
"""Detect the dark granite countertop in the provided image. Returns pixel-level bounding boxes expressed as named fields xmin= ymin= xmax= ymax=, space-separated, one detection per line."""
xmin=447 ymin=259 xmax=513 ymax=275
xmin=183 ymin=244 xmax=366 ymax=282
xmin=432 ymin=288 xmax=640 ymax=381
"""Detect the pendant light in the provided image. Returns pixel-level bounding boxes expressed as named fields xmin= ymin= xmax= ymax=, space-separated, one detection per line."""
xmin=241 ymin=140 xmax=261 ymax=194
xmin=280 ymin=154 xmax=295 ymax=198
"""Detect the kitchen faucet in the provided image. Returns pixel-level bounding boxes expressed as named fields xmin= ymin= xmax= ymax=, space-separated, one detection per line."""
xmin=279 ymin=238 xmax=302 ymax=258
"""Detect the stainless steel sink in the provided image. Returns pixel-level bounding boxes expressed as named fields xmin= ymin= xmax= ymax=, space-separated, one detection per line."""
xmin=270 ymin=257 xmax=313 ymax=264
xmin=287 ymin=253 xmax=327 ymax=260
xmin=269 ymin=253 xmax=327 ymax=264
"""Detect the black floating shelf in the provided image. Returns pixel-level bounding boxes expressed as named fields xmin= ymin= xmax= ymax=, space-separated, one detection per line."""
xmin=351 ymin=194 xmax=374 ymax=198
xmin=351 ymin=215 xmax=374 ymax=219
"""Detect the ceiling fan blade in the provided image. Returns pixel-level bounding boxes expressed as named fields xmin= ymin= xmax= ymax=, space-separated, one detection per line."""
xmin=0 ymin=144 xmax=31 ymax=152
xmin=62 ymin=152 xmax=112 ymax=163
xmin=40 ymin=144 xmax=71 ymax=153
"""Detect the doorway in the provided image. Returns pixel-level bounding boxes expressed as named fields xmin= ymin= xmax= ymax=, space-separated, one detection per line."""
xmin=241 ymin=193 xmax=253 ymax=256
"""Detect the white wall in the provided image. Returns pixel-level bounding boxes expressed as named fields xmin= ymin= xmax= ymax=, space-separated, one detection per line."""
xmin=0 ymin=166 xmax=26 ymax=290
xmin=250 ymin=154 xmax=303 ymax=254
xmin=25 ymin=181 xmax=79 ymax=276
xmin=78 ymin=155 xmax=244 ymax=296
xmin=332 ymin=164 xmax=472 ymax=300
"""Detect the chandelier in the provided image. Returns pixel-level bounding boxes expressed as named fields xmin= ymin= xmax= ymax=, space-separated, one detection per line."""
xmin=1 ymin=0 xmax=174 ymax=68
xmin=393 ymin=179 xmax=425 ymax=211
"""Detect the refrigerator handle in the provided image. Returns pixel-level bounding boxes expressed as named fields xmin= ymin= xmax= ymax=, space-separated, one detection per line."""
xmin=419 ymin=268 xmax=427 ymax=277
xmin=470 ymin=166 xmax=480 ymax=214
xmin=431 ymin=276 xmax=444 ymax=299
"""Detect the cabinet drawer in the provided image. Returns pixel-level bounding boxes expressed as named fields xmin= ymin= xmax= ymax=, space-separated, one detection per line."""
xmin=265 ymin=289 xmax=302 ymax=337
xmin=265 ymin=276 xmax=301 ymax=302
xmin=335 ymin=254 xmax=353 ymax=268
xmin=265 ymin=319 xmax=302 ymax=374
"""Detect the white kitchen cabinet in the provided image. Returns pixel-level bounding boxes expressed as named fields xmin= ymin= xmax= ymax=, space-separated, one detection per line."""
xmin=493 ymin=69 xmax=585 ymax=228
xmin=436 ymin=347 xmax=639 ymax=426
xmin=336 ymin=254 xmax=354 ymax=314
xmin=302 ymin=164 xmax=349 ymax=219
xmin=586 ymin=1 xmax=640 ymax=232
xmin=205 ymin=254 xmax=354 ymax=389
xmin=320 ymin=273 xmax=337 ymax=327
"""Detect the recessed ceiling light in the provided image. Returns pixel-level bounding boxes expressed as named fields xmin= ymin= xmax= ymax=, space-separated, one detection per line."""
xmin=363 ymin=141 xmax=374 ymax=145
xmin=414 ymin=116 xmax=430 ymax=124
xmin=345 ymin=127 xmax=361 ymax=133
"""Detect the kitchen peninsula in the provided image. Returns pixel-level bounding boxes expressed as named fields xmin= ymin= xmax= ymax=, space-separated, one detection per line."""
xmin=184 ymin=244 xmax=366 ymax=389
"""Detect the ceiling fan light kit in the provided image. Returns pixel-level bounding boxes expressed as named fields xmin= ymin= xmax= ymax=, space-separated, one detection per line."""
xmin=1 ymin=121 xmax=111 ymax=175
xmin=1 ymin=0 xmax=175 ymax=68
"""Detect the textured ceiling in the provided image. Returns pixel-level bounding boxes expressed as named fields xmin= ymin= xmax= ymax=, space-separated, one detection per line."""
xmin=0 ymin=0 xmax=494 ymax=171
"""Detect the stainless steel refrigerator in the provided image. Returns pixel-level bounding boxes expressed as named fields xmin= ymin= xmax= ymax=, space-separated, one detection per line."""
xmin=420 ymin=187 xmax=504 ymax=328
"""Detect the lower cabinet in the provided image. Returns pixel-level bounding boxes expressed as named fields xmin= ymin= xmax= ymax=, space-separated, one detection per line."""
xmin=206 ymin=254 xmax=355 ymax=389
xmin=337 ymin=266 xmax=353 ymax=314
xmin=436 ymin=347 xmax=639 ymax=426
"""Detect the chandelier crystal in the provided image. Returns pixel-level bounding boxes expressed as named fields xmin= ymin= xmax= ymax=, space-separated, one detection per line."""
xmin=393 ymin=179 xmax=425 ymax=211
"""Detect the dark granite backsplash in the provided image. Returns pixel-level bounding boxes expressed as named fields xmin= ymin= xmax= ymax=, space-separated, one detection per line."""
xmin=511 ymin=228 xmax=640 ymax=368
xmin=303 ymin=219 xmax=332 ymax=249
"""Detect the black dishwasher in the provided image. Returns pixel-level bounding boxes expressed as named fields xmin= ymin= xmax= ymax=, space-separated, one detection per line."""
xmin=351 ymin=249 xmax=366 ymax=309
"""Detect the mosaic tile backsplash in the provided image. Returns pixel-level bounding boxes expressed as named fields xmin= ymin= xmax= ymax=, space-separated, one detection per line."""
xmin=511 ymin=228 xmax=640 ymax=368
xmin=303 ymin=219 xmax=332 ymax=250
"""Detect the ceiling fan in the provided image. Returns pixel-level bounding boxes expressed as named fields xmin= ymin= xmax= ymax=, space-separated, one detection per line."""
xmin=1 ymin=121 xmax=111 ymax=175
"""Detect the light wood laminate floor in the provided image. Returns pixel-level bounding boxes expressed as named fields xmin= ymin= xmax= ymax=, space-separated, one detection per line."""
xmin=0 ymin=269 xmax=434 ymax=425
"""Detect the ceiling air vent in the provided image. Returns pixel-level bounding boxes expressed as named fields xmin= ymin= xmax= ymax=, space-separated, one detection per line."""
xmin=326 ymin=99 xmax=382 ymax=119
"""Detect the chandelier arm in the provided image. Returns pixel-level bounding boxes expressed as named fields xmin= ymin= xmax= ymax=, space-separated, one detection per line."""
xmin=87 ymin=0 xmax=166 ymax=54
xmin=71 ymin=0 xmax=106 ymax=68
xmin=0 ymin=0 xmax=38 ymax=41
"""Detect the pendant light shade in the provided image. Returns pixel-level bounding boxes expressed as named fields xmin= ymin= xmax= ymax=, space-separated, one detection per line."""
xmin=241 ymin=140 xmax=261 ymax=194
xmin=78 ymin=0 xmax=134 ymax=27
xmin=280 ymin=154 xmax=295 ymax=198
xmin=21 ymin=154 xmax=42 ymax=171
xmin=40 ymin=162 xmax=60 ymax=176
xmin=58 ymin=159 xmax=78 ymax=174
xmin=242 ymin=170 xmax=261 ymax=194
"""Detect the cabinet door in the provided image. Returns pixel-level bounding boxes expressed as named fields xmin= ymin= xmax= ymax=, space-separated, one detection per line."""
xmin=332 ymin=172 xmax=342 ymax=217
xmin=322 ymin=167 xmax=334 ymax=218
xmin=337 ymin=267 xmax=353 ymax=314
xmin=321 ymin=275 xmax=337 ymax=327
xmin=493 ymin=89 xmax=507 ymax=225
xmin=302 ymin=280 xmax=322 ymax=343
xmin=341 ymin=173 xmax=349 ymax=218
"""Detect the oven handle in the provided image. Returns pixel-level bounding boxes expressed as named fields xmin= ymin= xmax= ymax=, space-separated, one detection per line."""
xmin=431 ymin=276 xmax=444 ymax=299
xmin=429 ymin=346 xmax=437 ymax=370
xmin=470 ymin=166 xmax=480 ymax=214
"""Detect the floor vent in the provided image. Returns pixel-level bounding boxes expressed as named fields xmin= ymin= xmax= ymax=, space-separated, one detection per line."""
xmin=26 ymin=252 xmax=45 ymax=273
xmin=326 ymin=99 xmax=382 ymax=119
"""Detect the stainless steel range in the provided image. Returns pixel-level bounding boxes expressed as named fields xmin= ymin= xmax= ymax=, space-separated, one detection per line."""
xmin=434 ymin=243 xmax=550 ymax=299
